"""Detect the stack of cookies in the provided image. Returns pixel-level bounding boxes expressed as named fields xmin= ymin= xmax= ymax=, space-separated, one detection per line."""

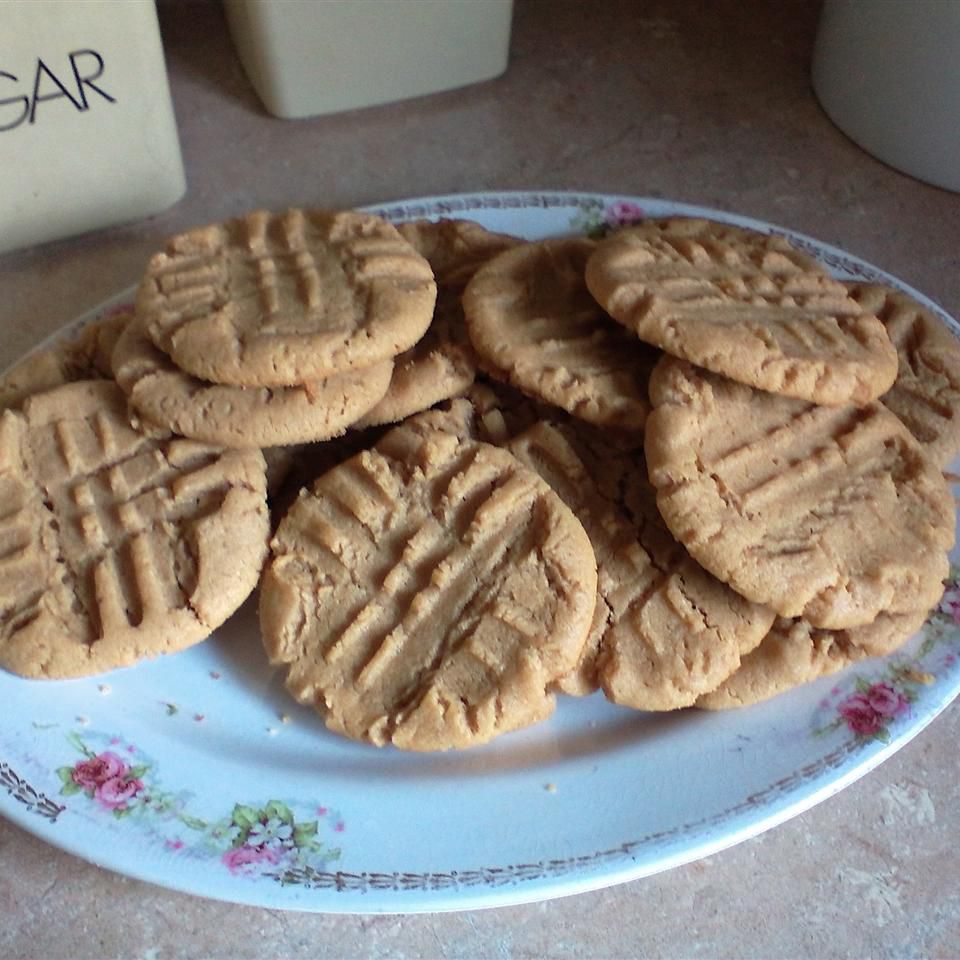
xmin=114 ymin=208 xmax=439 ymax=447
xmin=1 ymin=208 xmax=957 ymax=755
xmin=460 ymin=216 xmax=957 ymax=715
xmin=0 ymin=209 xmax=494 ymax=684
xmin=255 ymin=215 xmax=958 ymax=750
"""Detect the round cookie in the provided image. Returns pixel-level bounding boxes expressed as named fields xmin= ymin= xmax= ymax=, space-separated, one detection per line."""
xmin=696 ymin=609 xmax=929 ymax=710
xmin=259 ymin=400 xmax=598 ymax=751
xmin=501 ymin=418 xmax=776 ymax=708
xmin=0 ymin=307 xmax=130 ymax=413
xmin=584 ymin=217 xmax=898 ymax=406
xmin=848 ymin=282 xmax=960 ymax=467
xmin=463 ymin=237 xmax=660 ymax=431
xmin=645 ymin=357 xmax=955 ymax=630
xmin=396 ymin=218 xmax=521 ymax=289
xmin=0 ymin=380 xmax=269 ymax=678
xmin=350 ymin=308 xmax=473 ymax=429
xmin=111 ymin=313 xmax=393 ymax=447
xmin=136 ymin=208 xmax=437 ymax=386
xmin=459 ymin=383 xmax=775 ymax=705
xmin=354 ymin=219 xmax=520 ymax=428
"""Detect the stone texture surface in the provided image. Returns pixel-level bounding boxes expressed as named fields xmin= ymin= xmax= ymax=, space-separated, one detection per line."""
xmin=2 ymin=0 xmax=959 ymax=956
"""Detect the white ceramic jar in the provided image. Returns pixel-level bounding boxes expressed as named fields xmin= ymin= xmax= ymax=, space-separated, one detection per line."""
xmin=812 ymin=0 xmax=960 ymax=193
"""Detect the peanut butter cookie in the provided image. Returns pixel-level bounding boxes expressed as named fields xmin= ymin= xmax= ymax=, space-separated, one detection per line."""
xmin=585 ymin=218 xmax=898 ymax=405
xmin=697 ymin=609 xmax=929 ymax=710
xmin=848 ymin=282 xmax=960 ymax=466
xmin=111 ymin=313 xmax=393 ymax=447
xmin=0 ymin=380 xmax=269 ymax=678
xmin=0 ymin=308 xmax=130 ymax=413
xmin=136 ymin=208 xmax=436 ymax=386
xmin=355 ymin=219 xmax=519 ymax=428
xmin=259 ymin=400 xmax=598 ymax=751
xmin=463 ymin=237 xmax=659 ymax=430
xmin=502 ymin=418 xmax=776 ymax=707
xmin=645 ymin=357 xmax=955 ymax=629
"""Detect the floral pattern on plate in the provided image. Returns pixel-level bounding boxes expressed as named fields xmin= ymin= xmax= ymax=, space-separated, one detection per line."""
xmin=812 ymin=565 xmax=960 ymax=744
xmin=55 ymin=730 xmax=343 ymax=882
xmin=569 ymin=198 xmax=647 ymax=238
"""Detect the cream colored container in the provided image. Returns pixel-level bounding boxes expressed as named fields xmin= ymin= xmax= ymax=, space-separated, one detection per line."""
xmin=224 ymin=0 xmax=514 ymax=119
xmin=0 ymin=0 xmax=185 ymax=255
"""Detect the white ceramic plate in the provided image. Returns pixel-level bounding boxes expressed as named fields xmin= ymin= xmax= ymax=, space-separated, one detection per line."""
xmin=2 ymin=192 xmax=959 ymax=914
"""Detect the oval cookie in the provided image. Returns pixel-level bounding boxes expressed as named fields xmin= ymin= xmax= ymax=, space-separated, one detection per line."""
xmin=0 ymin=307 xmax=130 ymax=414
xmin=396 ymin=218 xmax=522 ymax=289
xmin=136 ymin=208 xmax=436 ymax=386
xmin=354 ymin=219 xmax=520 ymax=428
xmin=463 ymin=237 xmax=660 ymax=430
xmin=696 ymin=609 xmax=928 ymax=710
xmin=848 ymin=282 xmax=960 ymax=466
xmin=259 ymin=401 xmax=598 ymax=751
xmin=0 ymin=380 xmax=269 ymax=678
xmin=111 ymin=313 xmax=393 ymax=447
xmin=503 ymin=418 xmax=776 ymax=708
xmin=645 ymin=357 xmax=955 ymax=629
xmin=585 ymin=218 xmax=898 ymax=405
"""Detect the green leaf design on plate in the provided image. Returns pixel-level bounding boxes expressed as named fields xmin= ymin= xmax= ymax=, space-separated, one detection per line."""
xmin=66 ymin=730 xmax=93 ymax=757
xmin=264 ymin=800 xmax=294 ymax=824
xmin=231 ymin=803 xmax=259 ymax=829
xmin=293 ymin=820 xmax=319 ymax=846
xmin=179 ymin=814 xmax=208 ymax=831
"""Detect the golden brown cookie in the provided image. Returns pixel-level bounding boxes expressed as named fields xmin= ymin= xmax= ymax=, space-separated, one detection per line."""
xmin=645 ymin=357 xmax=955 ymax=629
xmin=0 ymin=308 xmax=130 ymax=413
xmin=111 ymin=313 xmax=393 ymax=447
xmin=259 ymin=400 xmax=598 ymax=751
xmin=696 ymin=609 xmax=929 ymax=710
xmin=136 ymin=208 xmax=436 ymax=386
xmin=396 ymin=218 xmax=521 ymax=289
xmin=501 ymin=418 xmax=776 ymax=708
xmin=354 ymin=220 xmax=519 ymax=428
xmin=456 ymin=386 xmax=774 ymax=703
xmin=585 ymin=218 xmax=898 ymax=405
xmin=0 ymin=380 xmax=269 ymax=678
xmin=848 ymin=282 xmax=960 ymax=466
xmin=463 ymin=237 xmax=660 ymax=430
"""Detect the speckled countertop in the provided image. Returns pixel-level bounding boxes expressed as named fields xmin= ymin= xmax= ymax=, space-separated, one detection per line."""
xmin=2 ymin=1 xmax=960 ymax=957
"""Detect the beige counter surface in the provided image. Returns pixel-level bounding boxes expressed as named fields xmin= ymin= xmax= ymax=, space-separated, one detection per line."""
xmin=2 ymin=1 xmax=959 ymax=957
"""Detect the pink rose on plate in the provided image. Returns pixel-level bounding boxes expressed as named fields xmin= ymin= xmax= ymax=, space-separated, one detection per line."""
xmin=222 ymin=844 xmax=282 ymax=875
xmin=605 ymin=200 xmax=645 ymax=226
xmin=838 ymin=692 xmax=884 ymax=737
xmin=96 ymin=775 xmax=144 ymax=810
xmin=72 ymin=751 xmax=128 ymax=790
xmin=865 ymin=682 xmax=909 ymax=717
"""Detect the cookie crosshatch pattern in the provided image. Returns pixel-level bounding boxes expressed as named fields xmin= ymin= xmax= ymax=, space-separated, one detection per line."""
xmin=1 ymin=193 xmax=959 ymax=912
